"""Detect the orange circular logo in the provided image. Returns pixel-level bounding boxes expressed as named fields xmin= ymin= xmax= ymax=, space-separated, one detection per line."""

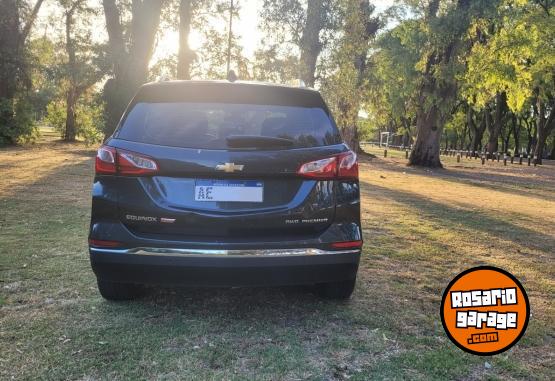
xmin=440 ymin=266 xmax=529 ymax=355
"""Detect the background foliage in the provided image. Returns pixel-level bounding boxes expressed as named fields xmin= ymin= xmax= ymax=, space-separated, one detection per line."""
xmin=0 ymin=0 xmax=553 ymax=165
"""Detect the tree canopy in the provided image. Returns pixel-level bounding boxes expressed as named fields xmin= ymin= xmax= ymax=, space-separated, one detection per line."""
xmin=0 ymin=0 xmax=553 ymax=165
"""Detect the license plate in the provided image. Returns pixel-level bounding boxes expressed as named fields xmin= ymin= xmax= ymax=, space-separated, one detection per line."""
xmin=194 ymin=180 xmax=264 ymax=202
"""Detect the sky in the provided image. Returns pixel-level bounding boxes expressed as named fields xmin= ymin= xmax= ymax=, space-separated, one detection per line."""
xmin=36 ymin=0 xmax=395 ymax=65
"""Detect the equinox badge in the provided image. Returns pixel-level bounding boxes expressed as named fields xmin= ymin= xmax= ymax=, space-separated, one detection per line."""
xmin=216 ymin=163 xmax=244 ymax=173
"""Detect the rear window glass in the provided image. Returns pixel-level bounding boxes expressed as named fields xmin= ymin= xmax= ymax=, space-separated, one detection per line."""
xmin=116 ymin=102 xmax=342 ymax=149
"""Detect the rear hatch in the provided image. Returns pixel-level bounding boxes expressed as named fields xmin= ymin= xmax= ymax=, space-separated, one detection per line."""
xmin=103 ymin=82 xmax=351 ymax=243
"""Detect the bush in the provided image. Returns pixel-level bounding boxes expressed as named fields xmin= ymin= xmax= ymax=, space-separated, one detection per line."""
xmin=44 ymin=100 xmax=66 ymax=134
xmin=44 ymin=97 xmax=104 ymax=146
xmin=0 ymin=96 xmax=38 ymax=145
xmin=76 ymin=102 xmax=104 ymax=145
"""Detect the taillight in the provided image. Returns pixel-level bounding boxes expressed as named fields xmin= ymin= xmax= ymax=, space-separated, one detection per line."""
xmin=297 ymin=151 xmax=358 ymax=180
xmin=95 ymin=146 xmax=117 ymax=174
xmin=95 ymin=145 xmax=158 ymax=176
xmin=331 ymin=240 xmax=363 ymax=249
xmin=118 ymin=150 xmax=158 ymax=175
xmin=337 ymin=151 xmax=358 ymax=179
xmin=298 ymin=157 xmax=337 ymax=179
xmin=88 ymin=238 xmax=122 ymax=248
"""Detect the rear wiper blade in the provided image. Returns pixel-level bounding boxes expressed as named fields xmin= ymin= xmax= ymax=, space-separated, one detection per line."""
xmin=226 ymin=135 xmax=294 ymax=148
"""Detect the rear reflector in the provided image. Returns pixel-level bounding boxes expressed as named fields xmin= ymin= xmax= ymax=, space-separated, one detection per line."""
xmin=95 ymin=145 xmax=158 ymax=176
xmin=88 ymin=239 xmax=122 ymax=248
xmin=331 ymin=240 xmax=363 ymax=249
xmin=297 ymin=151 xmax=358 ymax=180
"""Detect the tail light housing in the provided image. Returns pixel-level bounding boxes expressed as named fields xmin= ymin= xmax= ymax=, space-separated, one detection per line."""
xmin=95 ymin=145 xmax=158 ymax=176
xmin=331 ymin=240 xmax=363 ymax=249
xmin=88 ymin=238 xmax=122 ymax=248
xmin=298 ymin=151 xmax=358 ymax=180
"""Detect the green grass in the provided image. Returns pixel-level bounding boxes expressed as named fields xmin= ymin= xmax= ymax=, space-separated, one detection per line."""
xmin=1 ymin=142 xmax=554 ymax=380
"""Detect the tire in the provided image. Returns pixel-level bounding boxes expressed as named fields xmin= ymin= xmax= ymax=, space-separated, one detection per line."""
xmin=97 ymin=279 xmax=144 ymax=301
xmin=315 ymin=278 xmax=356 ymax=300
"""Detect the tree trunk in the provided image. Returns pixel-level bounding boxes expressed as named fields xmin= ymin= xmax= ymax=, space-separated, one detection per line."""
xmin=523 ymin=117 xmax=533 ymax=154
xmin=65 ymin=90 xmax=77 ymax=141
xmin=534 ymin=97 xmax=555 ymax=164
xmin=409 ymin=104 xmax=442 ymax=167
xmin=21 ymin=0 xmax=45 ymax=42
xmin=467 ymin=106 xmax=477 ymax=152
xmin=129 ymin=0 xmax=163 ymax=88
xmin=0 ymin=0 xmax=44 ymax=144
xmin=64 ymin=6 xmax=78 ymax=142
xmin=408 ymin=0 xmax=473 ymax=167
xmin=459 ymin=122 xmax=467 ymax=150
xmin=512 ymin=115 xmax=520 ymax=155
xmin=299 ymin=0 xmax=324 ymax=87
xmin=102 ymin=0 xmax=163 ymax=136
xmin=337 ymin=0 xmax=378 ymax=153
xmin=470 ymin=109 xmax=486 ymax=154
xmin=501 ymin=121 xmax=511 ymax=153
xmin=486 ymin=91 xmax=506 ymax=156
xmin=177 ymin=0 xmax=194 ymax=80
xmin=0 ymin=0 xmax=22 ymax=143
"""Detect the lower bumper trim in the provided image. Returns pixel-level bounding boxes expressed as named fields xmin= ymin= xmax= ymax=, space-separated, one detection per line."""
xmin=89 ymin=247 xmax=360 ymax=257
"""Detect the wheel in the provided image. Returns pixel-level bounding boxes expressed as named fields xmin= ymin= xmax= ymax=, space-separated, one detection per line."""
xmin=97 ymin=279 xmax=144 ymax=301
xmin=315 ymin=278 xmax=356 ymax=300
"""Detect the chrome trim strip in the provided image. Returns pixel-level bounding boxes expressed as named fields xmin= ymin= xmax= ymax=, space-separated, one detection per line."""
xmin=90 ymin=247 xmax=360 ymax=257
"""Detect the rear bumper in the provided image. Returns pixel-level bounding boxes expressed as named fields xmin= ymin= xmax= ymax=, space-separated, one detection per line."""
xmin=90 ymin=248 xmax=360 ymax=287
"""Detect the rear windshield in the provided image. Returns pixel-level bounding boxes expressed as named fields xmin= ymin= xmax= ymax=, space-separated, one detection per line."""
xmin=116 ymin=102 xmax=342 ymax=149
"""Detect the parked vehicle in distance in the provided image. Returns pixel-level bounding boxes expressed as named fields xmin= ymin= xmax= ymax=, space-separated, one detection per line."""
xmin=89 ymin=80 xmax=362 ymax=300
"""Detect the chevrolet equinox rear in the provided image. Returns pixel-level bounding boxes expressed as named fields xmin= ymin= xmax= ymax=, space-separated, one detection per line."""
xmin=89 ymin=81 xmax=362 ymax=300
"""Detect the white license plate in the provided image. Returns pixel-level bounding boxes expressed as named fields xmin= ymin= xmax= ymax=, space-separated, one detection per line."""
xmin=194 ymin=180 xmax=264 ymax=202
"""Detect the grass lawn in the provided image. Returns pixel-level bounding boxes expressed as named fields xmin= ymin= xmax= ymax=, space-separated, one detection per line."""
xmin=1 ymin=138 xmax=554 ymax=380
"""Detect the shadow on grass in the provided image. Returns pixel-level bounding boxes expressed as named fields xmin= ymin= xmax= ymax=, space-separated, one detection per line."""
xmin=359 ymin=181 xmax=555 ymax=256
xmin=361 ymin=156 xmax=555 ymax=202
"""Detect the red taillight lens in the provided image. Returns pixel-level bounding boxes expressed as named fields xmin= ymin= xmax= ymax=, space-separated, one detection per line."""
xmin=88 ymin=238 xmax=122 ymax=248
xmin=95 ymin=145 xmax=158 ymax=176
xmin=298 ymin=157 xmax=337 ymax=179
xmin=117 ymin=150 xmax=158 ymax=175
xmin=331 ymin=240 xmax=363 ymax=249
xmin=95 ymin=146 xmax=117 ymax=174
xmin=337 ymin=151 xmax=358 ymax=179
xmin=297 ymin=151 xmax=358 ymax=180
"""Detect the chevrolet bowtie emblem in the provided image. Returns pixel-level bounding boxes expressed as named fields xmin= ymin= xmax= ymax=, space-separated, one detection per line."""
xmin=216 ymin=163 xmax=244 ymax=173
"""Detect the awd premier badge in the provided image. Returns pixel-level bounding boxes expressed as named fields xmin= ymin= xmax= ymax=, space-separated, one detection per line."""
xmin=440 ymin=266 xmax=530 ymax=356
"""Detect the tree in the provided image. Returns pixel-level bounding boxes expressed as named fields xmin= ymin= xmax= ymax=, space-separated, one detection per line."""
xmin=192 ymin=1 xmax=249 ymax=79
xmin=320 ymin=0 xmax=380 ymax=150
xmin=58 ymin=0 xmax=106 ymax=141
xmin=407 ymin=0 xmax=494 ymax=167
xmin=464 ymin=0 xmax=555 ymax=163
xmin=486 ymin=91 xmax=507 ymax=155
xmin=252 ymin=45 xmax=300 ymax=83
xmin=366 ymin=18 xmax=422 ymax=149
xmin=259 ymin=0 xmax=338 ymax=86
xmin=177 ymin=0 xmax=194 ymax=79
xmin=102 ymin=0 xmax=164 ymax=136
xmin=0 ymin=0 xmax=45 ymax=144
